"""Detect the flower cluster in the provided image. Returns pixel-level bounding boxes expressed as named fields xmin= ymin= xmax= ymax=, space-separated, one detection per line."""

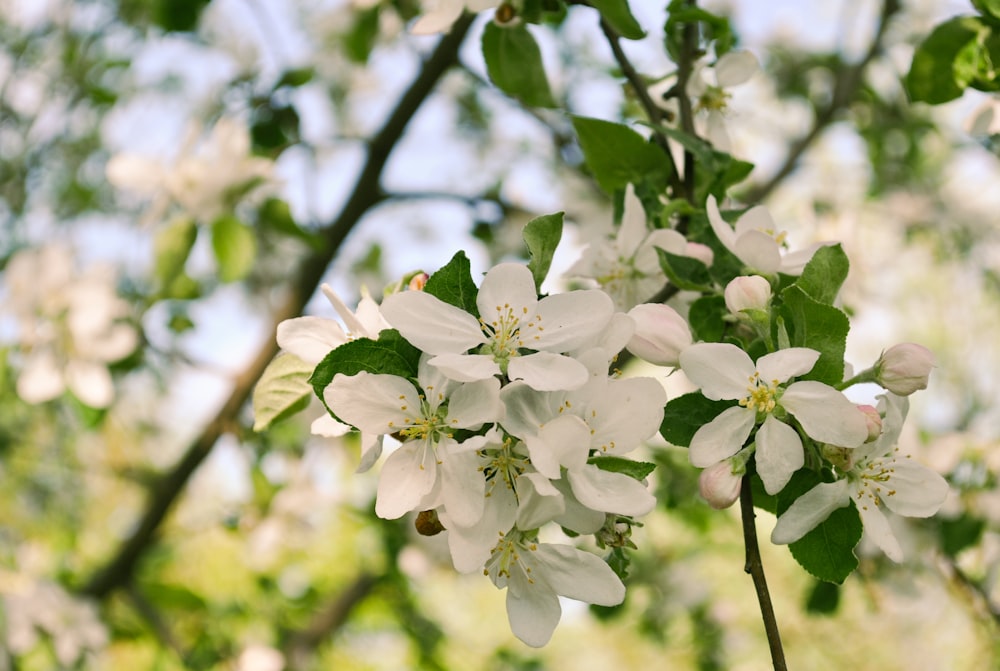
xmin=311 ymin=262 xmax=665 ymax=646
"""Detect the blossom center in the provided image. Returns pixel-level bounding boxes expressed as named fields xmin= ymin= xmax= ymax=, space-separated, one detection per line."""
xmin=739 ymin=372 xmax=780 ymax=415
xmin=479 ymin=303 xmax=543 ymax=369
xmin=394 ymin=388 xmax=455 ymax=444
xmin=484 ymin=529 xmax=537 ymax=585
xmin=697 ymin=85 xmax=731 ymax=113
xmin=481 ymin=438 xmax=528 ymax=497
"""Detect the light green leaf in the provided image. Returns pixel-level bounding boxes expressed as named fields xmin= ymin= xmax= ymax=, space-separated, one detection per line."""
xmin=211 ymin=215 xmax=257 ymax=282
xmin=905 ymin=16 xmax=988 ymax=104
xmin=523 ymin=212 xmax=563 ymax=292
xmin=589 ymin=0 xmax=645 ymax=40
xmin=588 ymin=455 xmax=656 ymax=480
xmin=423 ymin=251 xmax=480 ymax=317
xmin=154 ymin=217 xmax=197 ymax=289
xmin=793 ymin=244 xmax=849 ymax=305
xmin=252 ymin=353 xmax=313 ymax=432
xmin=572 ymin=116 xmax=670 ymax=193
xmin=779 ymin=286 xmax=849 ymax=386
xmin=482 ymin=21 xmax=555 ymax=108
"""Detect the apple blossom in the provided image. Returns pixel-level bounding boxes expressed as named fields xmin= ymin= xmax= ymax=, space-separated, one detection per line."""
xmin=625 ymin=303 xmax=692 ymax=367
xmin=698 ymin=458 xmax=744 ymax=510
xmin=411 ymin=0 xmax=498 ymax=35
xmin=772 ymin=394 xmax=950 ymax=561
xmin=724 ymin=275 xmax=772 ymax=315
xmin=874 ymin=343 xmax=934 ymax=396
xmin=680 ymin=343 xmax=868 ymax=494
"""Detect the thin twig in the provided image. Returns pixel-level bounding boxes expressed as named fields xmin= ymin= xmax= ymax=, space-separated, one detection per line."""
xmin=78 ymin=14 xmax=475 ymax=600
xmin=124 ymin=582 xmax=188 ymax=661
xmin=740 ymin=475 xmax=787 ymax=671
xmin=742 ymin=0 xmax=900 ymax=204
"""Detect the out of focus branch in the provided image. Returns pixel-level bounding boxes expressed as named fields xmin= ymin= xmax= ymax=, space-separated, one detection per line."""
xmin=78 ymin=14 xmax=475 ymax=600
xmin=742 ymin=0 xmax=900 ymax=204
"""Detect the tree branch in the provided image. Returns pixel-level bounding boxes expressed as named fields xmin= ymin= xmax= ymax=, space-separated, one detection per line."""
xmin=740 ymin=475 xmax=787 ymax=671
xmin=78 ymin=14 xmax=475 ymax=599
xmin=742 ymin=0 xmax=900 ymax=204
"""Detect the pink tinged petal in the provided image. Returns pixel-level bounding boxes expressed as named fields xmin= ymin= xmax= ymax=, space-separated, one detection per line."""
xmin=590 ymin=311 xmax=635 ymax=358
xmin=856 ymin=497 xmax=903 ymax=562
xmin=428 ymin=353 xmax=500 ymax=382
xmin=706 ymin=195 xmax=737 ymax=252
xmin=447 ymin=377 xmax=504 ymax=428
xmin=689 ymin=406 xmax=755 ymax=467
xmin=17 ymin=350 xmax=66 ymax=403
xmin=680 ymin=343 xmax=755 ymax=400
xmin=66 ymin=360 xmax=115 ymax=408
xmin=877 ymin=460 xmax=950 ymax=517
xmin=531 ymin=290 xmax=614 ymax=352
xmin=380 ymin=291 xmax=485 ymax=354
xmin=733 ymin=229 xmax=781 ymax=274
xmin=439 ymin=447 xmax=485 ymax=527
xmin=715 ymin=50 xmax=759 ymax=87
xmin=588 ymin=377 xmax=666 ymax=454
xmin=506 ymin=572 xmax=561 ymax=648
xmin=626 ymin=303 xmax=692 ymax=368
xmin=508 ymin=351 xmax=589 ymax=391
xmin=782 ymin=381 xmax=868 ymax=447
xmin=756 ymin=347 xmax=819 ymax=383
xmin=770 ymin=480 xmax=850 ymax=545
xmin=567 ymin=466 xmax=655 ymax=516
xmin=647 ymin=228 xmax=687 ymax=255
xmin=324 ymin=372 xmax=417 ymax=434
xmin=525 ymin=414 xmax=592 ymax=479
xmin=276 ymin=316 xmax=348 ymax=365
xmin=477 ymin=263 xmax=538 ymax=318
xmin=755 ymin=415 xmax=804 ymax=495
xmin=515 ymin=472 xmax=566 ymax=530
xmin=616 ymin=184 xmax=648 ymax=255
xmin=532 ymin=544 xmax=626 ymax=606
xmin=374 ymin=441 xmax=437 ymax=519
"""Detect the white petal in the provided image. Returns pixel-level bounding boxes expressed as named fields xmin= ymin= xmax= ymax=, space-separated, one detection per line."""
xmin=567 ymin=466 xmax=655 ymax=516
xmin=552 ymin=478 xmax=606 ymax=534
xmin=515 ymin=472 xmax=565 ymax=530
xmin=532 ymin=544 xmax=625 ymax=606
xmin=506 ymin=572 xmax=561 ymax=648
xmin=857 ymin=498 xmax=903 ymax=562
xmin=616 ymin=184 xmax=648 ymax=255
xmin=588 ymin=376 xmax=666 ymax=454
xmin=356 ymin=434 xmax=384 ymax=473
xmin=755 ymin=415 xmax=804 ymax=495
xmin=105 ymin=153 xmax=166 ymax=195
xmin=66 ymin=360 xmax=115 ymax=408
xmin=310 ymin=414 xmax=351 ymax=438
xmin=532 ymin=290 xmax=614 ymax=352
xmin=410 ymin=0 xmax=464 ymax=35
xmin=679 ymin=343 xmax=755 ymax=400
xmin=380 ymin=291 xmax=485 ymax=354
xmin=733 ymin=230 xmax=781 ymax=274
xmin=524 ymin=413 xmax=591 ymax=479
xmin=756 ymin=347 xmax=819 ymax=383
xmin=715 ymin=50 xmax=759 ymax=87
xmin=706 ymin=195 xmax=737 ymax=252
xmin=276 ymin=316 xmax=348 ymax=365
xmin=878 ymin=460 xmax=950 ymax=518
xmin=17 ymin=350 xmax=65 ymax=403
xmin=428 ymin=352 xmax=499 ymax=382
xmin=705 ymin=111 xmax=732 ymax=152
xmin=324 ymin=372 xmax=416 ymax=434
xmin=781 ymin=381 xmax=867 ymax=447
xmin=374 ymin=442 xmax=436 ymax=519
xmin=508 ymin=352 xmax=589 ymax=391
xmin=689 ymin=406 xmax=755 ymax=467
xmin=447 ymin=376 xmax=504 ymax=428
xmin=477 ymin=263 xmax=538 ymax=318
xmin=779 ymin=243 xmax=825 ymax=275
xmin=771 ymin=480 xmax=850 ymax=544
xmin=498 ymin=382 xmax=560 ymax=440
xmin=439 ymin=447 xmax=485 ymax=527
xmin=445 ymin=485 xmax=516 ymax=572
xmin=647 ymin=228 xmax=687 ymax=255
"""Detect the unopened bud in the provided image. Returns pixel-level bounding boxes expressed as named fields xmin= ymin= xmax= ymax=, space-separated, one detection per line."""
xmin=857 ymin=404 xmax=882 ymax=442
xmin=407 ymin=272 xmax=429 ymax=292
xmin=698 ymin=460 xmax=743 ymax=509
xmin=625 ymin=303 xmax=692 ymax=367
xmin=875 ymin=343 xmax=934 ymax=396
xmin=724 ymin=275 xmax=771 ymax=315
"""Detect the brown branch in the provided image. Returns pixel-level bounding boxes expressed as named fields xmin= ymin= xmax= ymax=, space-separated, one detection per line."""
xmin=742 ymin=0 xmax=900 ymax=204
xmin=740 ymin=475 xmax=787 ymax=671
xmin=78 ymin=14 xmax=475 ymax=599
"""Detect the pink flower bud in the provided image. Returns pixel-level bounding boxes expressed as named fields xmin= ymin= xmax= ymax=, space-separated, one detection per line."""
xmin=699 ymin=460 xmax=742 ymax=509
xmin=724 ymin=275 xmax=771 ymax=314
xmin=625 ymin=303 xmax=692 ymax=367
xmin=875 ymin=343 xmax=934 ymax=396
xmin=685 ymin=242 xmax=714 ymax=267
xmin=857 ymin=404 xmax=882 ymax=442
xmin=407 ymin=272 xmax=429 ymax=292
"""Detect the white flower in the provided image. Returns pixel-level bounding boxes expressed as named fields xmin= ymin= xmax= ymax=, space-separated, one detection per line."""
xmin=707 ymin=195 xmax=823 ymax=276
xmin=411 ymin=0 xmax=497 ymax=35
xmin=4 ymin=245 xmax=137 ymax=408
xmin=772 ymin=394 xmax=950 ymax=561
xmin=484 ymin=530 xmax=625 ymax=647
xmin=107 ymin=116 xmax=273 ymax=223
xmin=680 ymin=343 xmax=868 ymax=494
xmin=381 ymin=262 xmax=614 ymax=391
xmin=569 ymin=184 xmax=691 ymax=310
xmin=325 ymin=357 xmax=503 ymax=522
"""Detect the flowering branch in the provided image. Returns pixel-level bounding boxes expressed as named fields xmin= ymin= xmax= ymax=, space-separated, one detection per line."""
xmin=78 ymin=14 xmax=475 ymax=600
xmin=740 ymin=476 xmax=787 ymax=671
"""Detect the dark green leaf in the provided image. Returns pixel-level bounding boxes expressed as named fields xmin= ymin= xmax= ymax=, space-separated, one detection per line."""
xmin=589 ymin=0 xmax=645 ymax=39
xmin=482 ymin=21 xmax=555 ymax=108
xmin=939 ymin=513 xmax=986 ymax=557
xmin=655 ymin=247 xmax=712 ymax=292
xmin=805 ymin=580 xmax=841 ymax=615
xmin=523 ymin=212 xmax=563 ymax=292
xmin=975 ymin=0 xmax=1000 ymax=23
xmin=276 ymin=67 xmax=316 ymax=88
xmin=779 ymin=286 xmax=849 ymax=386
xmin=154 ymin=0 xmax=210 ymax=32
xmin=309 ymin=329 xmax=422 ymax=401
xmin=588 ymin=455 xmax=656 ymax=480
xmin=687 ymin=294 xmax=727 ymax=343
xmin=660 ymin=392 xmax=735 ymax=447
xmin=572 ymin=116 xmax=670 ymax=193
xmin=905 ymin=16 xmax=987 ymax=104
xmin=258 ymin=198 xmax=322 ymax=248
xmin=793 ymin=244 xmax=849 ymax=305
xmin=424 ymin=251 xmax=480 ymax=317
xmin=344 ymin=6 xmax=381 ymax=63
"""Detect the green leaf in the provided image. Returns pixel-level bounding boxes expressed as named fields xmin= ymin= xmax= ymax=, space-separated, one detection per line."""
xmin=154 ymin=0 xmax=210 ymax=32
xmin=344 ymin=6 xmax=381 ymax=63
xmin=805 ymin=580 xmax=841 ymax=615
xmin=481 ymin=21 xmax=555 ymax=108
xmin=779 ymin=471 xmax=862 ymax=584
xmin=153 ymin=217 xmax=197 ymax=290
xmin=975 ymin=0 xmax=1000 ymax=24
xmin=660 ymin=392 xmax=735 ymax=447
xmin=211 ymin=216 xmax=257 ymax=282
xmin=309 ymin=329 xmax=421 ymax=400
xmin=142 ymin=581 xmax=208 ymax=610
xmin=655 ymin=248 xmax=712 ymax=292
xmin=588 ymin=455 xmax=656 ymax=480
xmin=905 ymin=16 xmax=988 ymax=104
xmin=572 ymin=116 xmax=670 ymax=193
xmin=793 ymin=244 xmax=849 ymax=305
xmin=589 ymin=0 xmax=645 ymax=39
xmin=258 ymin=197 xmax=321 ymax=248
xmin=779 ymin=286 xmax=849 ymax=386
xmin=939 ymin=513 xmax=986 ymax=557
xmin=687 ymin=294 xmax=727 ymax=343
xmin=423 ymin=251 xmax=480 ymax=317
xmin=252 ymin=353 xmax=313 ymax=432
xmin=523 ymin=212 xmax=563 ymax=292
xmin=276 ymin=66 xmax=316 ymax=88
